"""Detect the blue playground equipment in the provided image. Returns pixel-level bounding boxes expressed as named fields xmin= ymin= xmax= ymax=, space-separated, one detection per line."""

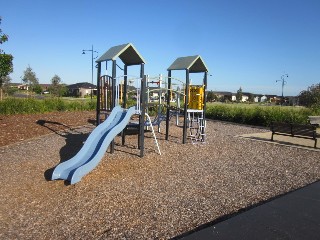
xmin=51 ymin=106 xmax=135 ymax=184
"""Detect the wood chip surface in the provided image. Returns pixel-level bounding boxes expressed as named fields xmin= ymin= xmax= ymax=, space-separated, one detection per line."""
xmin=0 ymin=112 xmax=319 ymax=239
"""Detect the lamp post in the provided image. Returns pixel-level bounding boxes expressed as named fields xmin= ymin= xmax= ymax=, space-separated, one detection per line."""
xmin=82 ymin=45 xmax=98 ymax=100
xmin=276 ymin=73 xmax=288 ymax=105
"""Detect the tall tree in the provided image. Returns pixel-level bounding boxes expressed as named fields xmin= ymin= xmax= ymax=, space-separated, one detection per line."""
xmin=22 ymin=65 xmax=39 ymax=93
xmin=236 ymin=87 xmax=243 ymax=102
xmin=0 ymin=17 xmax=14 ymax=100
xmin=248 ymin=93 xmax=255 ymax=102
xmin=50 ymin=74 xmax=62 ymax=96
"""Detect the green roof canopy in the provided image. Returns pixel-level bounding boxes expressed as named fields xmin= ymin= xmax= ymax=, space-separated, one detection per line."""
xmin=96 ymin=43 xmax=146 ymax=65
xmin=167 ymin=55 xmax=208 ymax=73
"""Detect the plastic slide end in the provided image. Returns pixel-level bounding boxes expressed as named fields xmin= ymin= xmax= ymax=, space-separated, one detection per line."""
xmin=51 ymin=170 xmax=60 ymax=180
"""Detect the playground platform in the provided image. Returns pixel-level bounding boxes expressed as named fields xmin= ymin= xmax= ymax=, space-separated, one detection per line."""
xmin=178 ymin=180 xmax=320 ymax=239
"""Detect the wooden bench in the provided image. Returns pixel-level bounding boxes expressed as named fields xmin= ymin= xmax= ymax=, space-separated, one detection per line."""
xmin=271 ymin=122 xmax=318 ymax=148
xmin=308 ymin=116 xmax=320 ymax=126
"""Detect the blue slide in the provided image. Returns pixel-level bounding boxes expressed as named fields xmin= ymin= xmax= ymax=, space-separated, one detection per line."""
xmin=51 ymin=106 xmax=136 ymax=184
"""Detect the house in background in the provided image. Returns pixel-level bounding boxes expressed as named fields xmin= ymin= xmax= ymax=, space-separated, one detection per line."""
xmin=231 ymin=92 xmax=249 ymax=102
xmin=39 ymin=84 xmax=51 ymax=93
xmin=260 ymin=95 xmax=268 ymax=102
xmin=67 ymin=82 xmax=97 ymax=97
xmin=212 ymin=91 xmax=233 ymax=102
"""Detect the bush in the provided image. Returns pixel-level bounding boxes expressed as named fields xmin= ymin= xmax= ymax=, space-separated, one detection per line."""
xmin=0 ymin=97 xmax=96 ymax=115
xmin=206 ymin=104 xmax=320 ymax=127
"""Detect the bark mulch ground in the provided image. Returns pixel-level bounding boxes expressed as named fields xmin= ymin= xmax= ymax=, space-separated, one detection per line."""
xmin=0 ymin=111 xmax=319 ymax=239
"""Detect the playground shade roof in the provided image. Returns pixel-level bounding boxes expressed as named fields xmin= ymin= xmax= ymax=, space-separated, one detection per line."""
xmin=167 ymin=55 xmax=208 ymax=73
xmin=96 ymin=43 xmax=146 ymax=65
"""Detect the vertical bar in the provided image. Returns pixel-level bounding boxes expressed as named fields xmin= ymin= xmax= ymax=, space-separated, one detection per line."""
xmin=123 ymin=65 xmax=128 ymax=108
xmin=183 ymin=69 xmax=190 ymax=144
xmin=110 ymin=60 xmax=116 ymax=153
xmin=202 ymin=72 xmax=208 ymax=141
xmin=139 ymin=75 xmax=146 ymax=157
xmin=166 ymin=70 xmax=172 ymax=140
xmin=96 ymin=62 xmax=101 ymax=125
xmin=121 ymin=65 xmax=128 ymax=146
xmin=140 ymin=63 xmax=145 ymax=78
xmin=112 ymin=60 xmax=116 ymax=108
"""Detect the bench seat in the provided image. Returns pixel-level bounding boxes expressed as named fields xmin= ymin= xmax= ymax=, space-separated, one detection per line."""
xmin=271 ymin=122 xmax=318 ymax=148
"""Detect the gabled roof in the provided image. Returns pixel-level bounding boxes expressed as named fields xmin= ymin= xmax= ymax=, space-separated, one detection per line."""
xmin=167 ymin=55 xmax=208 ymax=73
xmin=96 ymin=43 xmax=146 ymax=65
xmin=67 ymin=82 xmax=97 ymax=89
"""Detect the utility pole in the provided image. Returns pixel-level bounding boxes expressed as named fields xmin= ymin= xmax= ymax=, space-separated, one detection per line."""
xmin=82 ymin=45 xmax=98 ymax=100
xmin=276 ymin=73 xmax=288 ymax=105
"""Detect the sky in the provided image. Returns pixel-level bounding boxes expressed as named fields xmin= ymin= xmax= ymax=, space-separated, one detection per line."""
xmin=1 ymin=0 xmax=320 ymax=96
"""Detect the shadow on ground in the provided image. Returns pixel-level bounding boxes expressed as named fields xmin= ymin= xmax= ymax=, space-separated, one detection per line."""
xmin=37 ymin=119 xmax=92 ymax=181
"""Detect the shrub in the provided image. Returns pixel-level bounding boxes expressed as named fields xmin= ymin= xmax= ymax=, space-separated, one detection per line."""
xmin=206 ymin=104 xmax=319 ymax=127
xmin=0 ymin=97 xmax=96 ymax=115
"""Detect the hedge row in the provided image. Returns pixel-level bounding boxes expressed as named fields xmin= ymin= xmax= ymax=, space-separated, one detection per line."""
xmin=206 ymin=104 xmax=320 ymax=127
xmin=0 ymin=98 xmax=96 ymax=114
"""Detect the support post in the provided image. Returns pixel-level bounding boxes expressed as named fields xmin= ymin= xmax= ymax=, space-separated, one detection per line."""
xmin=166 ymin=70 xmax=172 ymax=140
xmin=183 ymin=69 xmax=190 ymax=144
xmin=96 ymin=62 xmax=101 ymax=125
xmin=112 ymin=60 xmax=117 ymax=108
xmin=139 ymin=75 xmax=146 ymax=157
xmin=110 ymin=60 xmax=116 ymax=153
xmin=140 ymin=63 xmax=145 ymax=78
xmin=123 ymin=65 xmax=128 ymax=108
xmin=202 ymin=72 xmax=208 ymax=141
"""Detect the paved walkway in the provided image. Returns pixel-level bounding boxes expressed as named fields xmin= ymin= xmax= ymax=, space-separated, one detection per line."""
xmin=179 ymin=180 xmax=320 ymax=239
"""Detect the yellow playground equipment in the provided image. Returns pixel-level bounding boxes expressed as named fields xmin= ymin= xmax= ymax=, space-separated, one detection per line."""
xmin=188 ymin=85 xmax=204 ymax=110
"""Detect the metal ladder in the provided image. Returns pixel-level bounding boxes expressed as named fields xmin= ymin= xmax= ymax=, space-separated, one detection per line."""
xmin=188 ymin=112 xmax=206 ymax=144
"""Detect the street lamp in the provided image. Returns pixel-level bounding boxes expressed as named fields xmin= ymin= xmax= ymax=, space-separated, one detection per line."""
xmin=276 ymin=73 xmax=288 ymax=105
xmin=82 ymin=45 xmax=98 ymax=100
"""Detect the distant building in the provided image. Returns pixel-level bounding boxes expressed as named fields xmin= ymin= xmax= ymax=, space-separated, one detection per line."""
xmin=212 ymin=91 xmax=233 ymax=102
xmin=67 ymin=82 xmax=97 ymax=97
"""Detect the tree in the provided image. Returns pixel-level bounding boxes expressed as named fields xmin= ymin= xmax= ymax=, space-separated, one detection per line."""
xmin=1 ymin=75 xmax=11 ymax=91
xmin=206 ymin=91 xmax=218 ymax=102
xmin=248 ymin=93 xmax=255 ymax=103
xmin=22 ymin=65 xmax=39 ymax=94
xmin=50 ymin=74 xmax=61 ymax=96
xmin=0 ymin=17 xmax=14 ymax=100
xmin=298 ymin=83 xmax=320 ymax=108
xmin=236 ymin=87 xmax=243 ymax=102
xmin=33 ymin=84 xmax=43 ymax=94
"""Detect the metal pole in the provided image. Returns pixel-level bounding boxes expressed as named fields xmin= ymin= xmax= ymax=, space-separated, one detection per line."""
xmin=140 ymin=75 xmax=146 ymax=157
xmin=91 ymin=45 xmax=93 ymax=100
xmin=183 ymin=69 xmax=190 ymax=144
xmin=276 ymin=74 xmax=288 ymax=106
xmin=96 ymin=62 xmax=101 ymax=125
xmin=166 ymin=70 xmax=171 ymax=140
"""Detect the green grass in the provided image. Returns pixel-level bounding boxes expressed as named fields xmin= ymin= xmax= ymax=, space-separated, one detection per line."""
xmin=206 ymin=103 xmax=320 ymax=127
xmin=0 ymin=97 xmax=96 ymax=115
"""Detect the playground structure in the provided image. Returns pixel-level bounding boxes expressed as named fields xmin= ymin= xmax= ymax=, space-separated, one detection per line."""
xmin=51 ymin=43 xmax=209 ymax=184
xmin=96 ymin=43 xmax=209 ymax=148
